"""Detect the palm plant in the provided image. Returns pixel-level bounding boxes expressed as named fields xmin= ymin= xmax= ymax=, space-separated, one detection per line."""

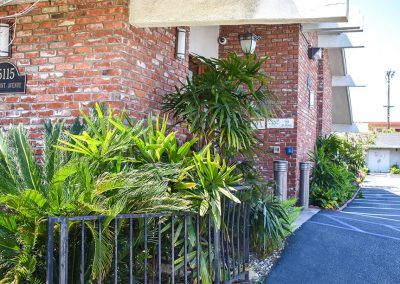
xmin=163 ymin=53 xmax=277 ymax=156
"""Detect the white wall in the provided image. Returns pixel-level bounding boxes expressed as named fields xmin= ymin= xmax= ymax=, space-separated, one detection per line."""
xmin=390 ymin=149 xmax=400 ymax=167
xmin=189 ymin=26 xmax=220 ymax=59
xmin=367 ymin=148 xmax=400 ymax=172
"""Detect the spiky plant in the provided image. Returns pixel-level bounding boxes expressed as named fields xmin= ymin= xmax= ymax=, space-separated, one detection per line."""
xmin=0 ymin=121 xmax=192 ymax=283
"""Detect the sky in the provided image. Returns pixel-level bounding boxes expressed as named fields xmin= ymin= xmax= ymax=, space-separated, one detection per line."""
xmin=346 ymin=0 xmax=400 ymax=123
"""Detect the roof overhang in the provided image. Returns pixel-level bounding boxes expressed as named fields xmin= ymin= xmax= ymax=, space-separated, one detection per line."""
xmin=332 ymin=75 xmax=365 ymax=87
xmin=129 ymin=0 xmax=349 ymax=27
xmin=302 ymin=8 xmax=362 ymax=34
xmin=305 ymin=7 xmax=364 ymax=128
xmin=318 ymin=33 xmax=364 ymax=49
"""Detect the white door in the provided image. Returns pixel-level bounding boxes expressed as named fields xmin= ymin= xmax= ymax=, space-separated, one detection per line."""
xmin=368 ymin=150 xmax=390 ymax=172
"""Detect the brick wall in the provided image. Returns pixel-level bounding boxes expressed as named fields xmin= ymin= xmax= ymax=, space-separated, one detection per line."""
xmin=295 ymin=31 xmax=319 ymax=195
xmin=317 ymin=50 xmax=333 ymax=137
xmin=219 ymin=24 xmax=326 ymax=196
xmin=0 ymin=0 xmax=189 ymax=150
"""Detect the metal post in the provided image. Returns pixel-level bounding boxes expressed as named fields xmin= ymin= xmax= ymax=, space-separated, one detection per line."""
xmin=214 ymin=225 xmax=221 ymax=284
xmin=384 ymin=70 xmax=395 ymax=129
xmin=273 ymin=160 xmax=288 ymax=201
xmin=59 ymin=217 xmax=69 ymax=284
xmin=46 ymin=218 xmax=55 ymax=284
xmin=299 ymin=162 xmax=311 ymax=208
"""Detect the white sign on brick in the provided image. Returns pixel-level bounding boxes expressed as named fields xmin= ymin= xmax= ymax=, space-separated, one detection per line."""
xmin=267 ymin=118 xmax=294 ymax=129
xmin=251 ymin=118 xmax=266 ymax=130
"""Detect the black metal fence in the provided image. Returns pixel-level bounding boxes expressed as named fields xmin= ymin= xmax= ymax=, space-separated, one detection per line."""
xmin=46 ymin=198 xmax=249 ymax=283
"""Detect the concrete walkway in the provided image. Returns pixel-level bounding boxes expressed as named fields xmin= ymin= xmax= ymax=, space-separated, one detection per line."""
xmin=265 ymin=174 xmax=400 ymax=284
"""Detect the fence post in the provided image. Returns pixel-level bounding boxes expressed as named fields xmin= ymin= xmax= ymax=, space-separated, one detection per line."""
xmin=214 ymin=225 xmax=221 ymax=284
xmin=46 ymin=218 xmax=55 ymax=284
xmin=299 ymin=162 xmax=311 ymax=208
xmin=273 ymin=160 xmax=288 ymax=201
xmin=59 ymin=217 xmax=69 ymax=284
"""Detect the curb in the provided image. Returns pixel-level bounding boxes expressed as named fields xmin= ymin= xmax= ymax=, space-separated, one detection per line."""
xmin=338 ymin=186 xmax=362 ymax=211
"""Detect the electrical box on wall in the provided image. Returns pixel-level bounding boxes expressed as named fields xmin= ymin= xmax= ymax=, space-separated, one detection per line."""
xmin=286 ymin=147 xmax=294 ymax=155
xmin=270 ymin=146 xmax=280 ymax=154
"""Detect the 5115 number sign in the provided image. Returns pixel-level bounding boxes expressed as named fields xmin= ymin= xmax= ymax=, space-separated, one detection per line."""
xmin=0 ymin=62 xmax=26 ymax=94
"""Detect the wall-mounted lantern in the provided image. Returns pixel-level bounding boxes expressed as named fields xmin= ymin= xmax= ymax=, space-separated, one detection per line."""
xmin=308 ymin=47 xmax=322 ymax=60
xmin=0 ymin=23 xmax=10 ymax=57
xmin=175 ymin=27 xmax=186 ymax=59
xmin=238 ymin=32 xmax=260 ymax=54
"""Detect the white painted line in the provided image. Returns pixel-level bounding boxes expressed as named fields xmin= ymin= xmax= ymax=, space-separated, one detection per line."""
xmin=341 ymin=211 xmax=400 ymax=223
xmin=345 ymin=207 xmax=400 ymax=210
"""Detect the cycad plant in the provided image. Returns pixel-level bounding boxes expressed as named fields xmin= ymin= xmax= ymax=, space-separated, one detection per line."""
xmin=0 ymin=117 xmax=192 ymax=283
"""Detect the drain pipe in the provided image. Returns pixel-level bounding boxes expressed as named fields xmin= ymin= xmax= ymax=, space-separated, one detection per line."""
xmin=299 ymin=162 xmax=311 ymax=208
xmin=273 ymin=160 xmax=288 ymax=201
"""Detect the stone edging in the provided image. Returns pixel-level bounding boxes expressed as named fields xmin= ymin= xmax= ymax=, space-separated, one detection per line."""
xmin=338 ymin=186 xmax=362 ymax=211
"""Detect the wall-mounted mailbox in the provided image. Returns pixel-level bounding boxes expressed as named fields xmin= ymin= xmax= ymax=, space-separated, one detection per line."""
xmin=285 ymin=147 xmax=294 ymax=155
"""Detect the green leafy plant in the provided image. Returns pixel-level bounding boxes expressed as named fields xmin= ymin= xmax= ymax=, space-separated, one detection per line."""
xmin=390 ymin=164 xmax=400 ymax=174
xmin=0 ymin=117 xmax=192 ymax=283
xmin=190 ymin=146 xmax=242 ymax=229
xmin=236 ymin=162 xmax=299 ymax=256
xmin=309 ymin=136 xmax=359 ymax=209
xmin=134 ymin=114 xmax=198 ymax=164
xmin=55 ymin=104 xmax=144 ymax=173
xmin=163 ymin=53 xmax=277 ymax=156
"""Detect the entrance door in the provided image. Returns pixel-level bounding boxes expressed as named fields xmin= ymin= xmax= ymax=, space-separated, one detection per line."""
xmin=368 ymin=149 xmax=390 ymax=172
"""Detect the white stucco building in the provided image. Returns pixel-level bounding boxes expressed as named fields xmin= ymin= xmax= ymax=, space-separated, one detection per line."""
xmin=367 ymin=133 xmax=400 ymax=172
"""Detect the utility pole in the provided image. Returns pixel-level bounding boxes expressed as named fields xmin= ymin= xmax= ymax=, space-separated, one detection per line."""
xmin=384 ymin=70 xmax=395 ymax=129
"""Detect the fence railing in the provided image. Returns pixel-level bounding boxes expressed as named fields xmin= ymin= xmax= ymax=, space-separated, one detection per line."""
xmin=46 ymin=196 xmax=249 ymax=283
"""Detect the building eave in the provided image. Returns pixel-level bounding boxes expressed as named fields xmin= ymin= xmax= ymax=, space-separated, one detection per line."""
xmin=129 ymin=0 xmax=349 ymax=28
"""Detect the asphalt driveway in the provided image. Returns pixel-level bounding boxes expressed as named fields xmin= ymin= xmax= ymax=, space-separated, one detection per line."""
xmin=265 ymin=174 xmax=400 ymax=284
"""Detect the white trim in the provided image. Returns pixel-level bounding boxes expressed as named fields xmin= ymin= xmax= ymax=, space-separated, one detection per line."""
xmin=318 ymin=33 xmax=364 ymax=49
xmin=332 ymin=75 xmax=365 ymax=87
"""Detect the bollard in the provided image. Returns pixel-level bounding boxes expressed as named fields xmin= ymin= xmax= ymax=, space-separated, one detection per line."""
xmin=299 ymin=162 xmax=311 ymax=208
xmin=273 ymin=160 xmax=288 ymax=201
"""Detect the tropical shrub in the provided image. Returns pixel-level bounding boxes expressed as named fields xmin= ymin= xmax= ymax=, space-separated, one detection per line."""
xmin=56 ymin=106 xmax=243 ymax=282
xmin=0 ymin=122 xmax=192 ymax=282
xmin=163 ymin=53 xmax=298 ymax=259
xmin=390 ymin=164 xmax=400 ymax=174
xmin=236 ymin=162 xmax=300 ymax=256
xmin=309 ymin=135 xmax=364 ymax=209
xmin=162 ymin=53 xmax=277 ymax=156
xmin=315 ymin=134 xmax=366 ymax=177
xmin=0 ymin=105 xmax=245 ymax=283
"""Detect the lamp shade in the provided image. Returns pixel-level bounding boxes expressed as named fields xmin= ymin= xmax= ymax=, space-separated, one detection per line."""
xmin=175 ymin=27 xmax=186 ymax=59
xmin=239 ymin=33 xmax=260 ymax=54
xmin=0 ymin=24 xmax=10 ymax=57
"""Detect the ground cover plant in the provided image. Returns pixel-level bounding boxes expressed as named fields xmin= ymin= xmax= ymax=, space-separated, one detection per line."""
xmin=390 ymin=164 xmax=400 ymax=174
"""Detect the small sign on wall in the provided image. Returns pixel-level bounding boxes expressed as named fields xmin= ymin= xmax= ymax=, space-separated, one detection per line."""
xmin=307 ymin=74 xmax=315 ymax=108
xmin=251 ymin=118 xmax=266 ymax=130
xmin=0 ymin=62 xmax=26 ymax=94
xmin=267 ymin=118 xmax=294 ymax=129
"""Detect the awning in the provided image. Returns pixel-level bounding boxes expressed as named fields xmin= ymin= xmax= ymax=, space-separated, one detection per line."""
xmin=129 ymin=0 xmax=349 ymax=27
